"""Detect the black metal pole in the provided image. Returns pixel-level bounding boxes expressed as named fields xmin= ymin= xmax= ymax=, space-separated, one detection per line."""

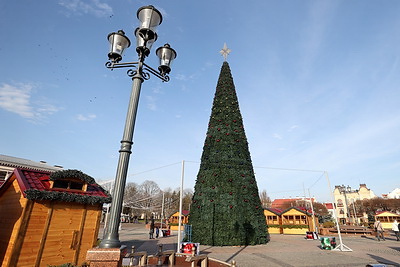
xmin=99 ymin=61 xmax=144 ymax=248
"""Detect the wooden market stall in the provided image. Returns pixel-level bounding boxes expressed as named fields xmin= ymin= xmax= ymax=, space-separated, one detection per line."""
xmin=168 ymin=210 xmax=190 ymax=230
xmin=264 ymin=208 xmax=283 ymax=234
xmin=0 ymin=168 xmax=111 ymax=267
xmin=375 ymin=211 xmax=400 ymax=229
xmin=280 ymin=207 xmax=315 ymax=235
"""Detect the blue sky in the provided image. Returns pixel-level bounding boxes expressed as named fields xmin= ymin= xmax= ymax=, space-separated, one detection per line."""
xmin=1 ymin=1 xmax=399 ymax=202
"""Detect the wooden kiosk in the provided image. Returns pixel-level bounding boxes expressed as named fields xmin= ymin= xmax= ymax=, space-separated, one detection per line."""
xmin=168 ymin=210 xmax=190 ymax=231
xmin=264 ymin=207 xmax=315 ymax=235
xmin=280 ymin=207 xmax=315 ymax=235
xmin=264 ymin=208 xmax=282 ymax=234
xmin=375 ymin=211 xmax=400 ymax=229
xmin=0 ymin=168 xmax=111 ymax=267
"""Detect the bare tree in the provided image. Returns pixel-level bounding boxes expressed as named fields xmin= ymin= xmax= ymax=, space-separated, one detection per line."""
xmin=259 ymin=190 xmax=272 ymax=208
xmin=123 ymin=182 xmax=139 ymax=205
xmin=139 ymin=180 xmax=162 ymax=216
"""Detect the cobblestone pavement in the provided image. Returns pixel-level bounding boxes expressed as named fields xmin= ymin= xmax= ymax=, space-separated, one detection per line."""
xmin=103 ymin=223 xmax=400 ymax=267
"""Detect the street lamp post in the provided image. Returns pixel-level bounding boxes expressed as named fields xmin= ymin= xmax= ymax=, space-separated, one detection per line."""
xmin=338 ymin=185 xmax=352 ymax=225
xmin=99 ymin=5 xmax=177 ymax=249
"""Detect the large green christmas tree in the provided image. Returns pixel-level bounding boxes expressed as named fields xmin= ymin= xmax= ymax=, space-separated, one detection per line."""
xmin=189 ymin=61 xmax=269 ymax=246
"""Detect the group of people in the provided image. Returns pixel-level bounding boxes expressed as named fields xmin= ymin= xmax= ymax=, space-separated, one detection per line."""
xmin=373 ymin=219 xmax=400 ymax=241
xmin=148 ymin=218 xmax=161 ymax=239
xmin=149 ymin=225 xmax=160 ymax=239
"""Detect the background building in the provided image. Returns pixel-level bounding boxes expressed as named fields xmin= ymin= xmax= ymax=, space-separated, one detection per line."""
xmin=0 ymin=154 xmax=62 ymax=186
xmin=333 ymin=184 xmax=376 ymax=224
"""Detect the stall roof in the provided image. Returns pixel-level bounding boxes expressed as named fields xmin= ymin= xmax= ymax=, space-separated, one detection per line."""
xmin=0 ymin=168 xmax=111 ymax=205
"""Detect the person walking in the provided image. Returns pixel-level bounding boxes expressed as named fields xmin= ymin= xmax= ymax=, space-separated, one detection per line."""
xmin=155 ymin=226 xmax=160 ymax=238
xmin=392 ymin=220 xmax=400 ymax=241
xmin=149 ymin=218 xmax=155 ymax=239
xmin=374 ymin=220 xmax=385 ymax=241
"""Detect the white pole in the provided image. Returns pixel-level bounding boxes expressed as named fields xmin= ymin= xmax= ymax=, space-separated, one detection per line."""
xmin=324 ymin=171 xmax=352 ymax=251
xmin=177 ymin=160 xmax=185 ymax=253
xmin=161 ymin=192 xmax=165 ymax=229
xmin=308 ymin=189 xmax=317 ymax=234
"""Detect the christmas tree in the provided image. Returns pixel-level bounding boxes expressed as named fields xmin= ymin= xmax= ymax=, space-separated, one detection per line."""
xmin=189 ymin=60 xmax=269 ymax=246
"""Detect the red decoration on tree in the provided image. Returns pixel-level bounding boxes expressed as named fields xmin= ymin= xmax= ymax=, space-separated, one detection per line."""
xmin=229 ymin=192 xmax=233 ymax=195
xmin=212 ymin=186 xmax=215 ymax=189
xmin=229 ymin=205 xmax=233 ymax=209
xmin=216 ymin=139 xmax=221 ymax=142
xmin=210 ymin=199 xmax=214 ymax=202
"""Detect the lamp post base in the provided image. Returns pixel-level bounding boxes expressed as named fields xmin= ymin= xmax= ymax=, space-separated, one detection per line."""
xmin=99 ymin=233 xmax=121 ymax=249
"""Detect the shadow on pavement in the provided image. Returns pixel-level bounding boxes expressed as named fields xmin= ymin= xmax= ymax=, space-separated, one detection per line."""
xmin=367 ymin=253 xmax=400 ymax=266
xmin=225 ymin=246 xmax=247 ymax=262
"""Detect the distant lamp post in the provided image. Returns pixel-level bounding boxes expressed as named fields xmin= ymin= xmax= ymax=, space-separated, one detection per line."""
xmin=100 ymin=5 xmax=177 ymax=249
xmin=338 ymin=185 xmax=352 ymax=225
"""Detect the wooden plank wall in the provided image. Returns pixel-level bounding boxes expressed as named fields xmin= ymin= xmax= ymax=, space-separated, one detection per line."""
xmin=0 ymin=178 xmax=27 ymax=267
xmin=16 ymin=201 xmax=49 ymax=267
xmin=77 ymin=206 xmax=102 ymax=264
xmin=39 ymin=202 xmax=84 ymax=266
xmin=15 ymin=201 xmax=102 ymax=267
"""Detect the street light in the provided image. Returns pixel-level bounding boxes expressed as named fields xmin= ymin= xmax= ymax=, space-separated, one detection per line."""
xmin=100 ymin=5 xmax=177 ymax=249
xmin=338 ymin=185 xmax=352 ymax=225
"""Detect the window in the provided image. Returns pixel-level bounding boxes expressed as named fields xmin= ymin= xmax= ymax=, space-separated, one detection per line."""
xmin=283 ymin=215 xmax=295 ymax=224
xmin=53 ymin=180 xmax=84 ymax=190
xmin=337 ymin=199 xmax=343 ymax=207
xmin=295 ymin=215 xmax=307 ymax=225
xmin=267 ymin=215 xmax=279 ymax=224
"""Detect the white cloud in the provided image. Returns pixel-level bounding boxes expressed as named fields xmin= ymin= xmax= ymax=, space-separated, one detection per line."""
xmin=59 ymin=0 xmax=112 ymax=18
xmin=272 ymin=133 xmax=283 ymax=140
xmin=145 ymin=95 xmax=157 ymax=111
xmin=0 ymin=83 xmax=34 ymax=118
xmin=0 ymin=83 xmax=60 ymax=121
xmin=288 ymin=125 xmax=299 ymax=132
xmin=76 ymin=113 xmax=97 ymax=121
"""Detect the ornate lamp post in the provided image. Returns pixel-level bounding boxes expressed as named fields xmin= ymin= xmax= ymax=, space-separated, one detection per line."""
xmin=100 ymin=5 xmax=177 ymax=249
xmin=338 ymin=185 xmax=352 ymax=225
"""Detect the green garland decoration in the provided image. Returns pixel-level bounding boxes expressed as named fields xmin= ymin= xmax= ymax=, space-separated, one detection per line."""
xmin=50 ymin=169 xmax=96 ymax=184
xmin=24 ymin=188 xmax=112 ymax=205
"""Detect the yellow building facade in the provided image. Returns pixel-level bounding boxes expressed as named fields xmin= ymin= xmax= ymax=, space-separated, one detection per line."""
xmin=333 ymin=184 xmax=376 ymax=225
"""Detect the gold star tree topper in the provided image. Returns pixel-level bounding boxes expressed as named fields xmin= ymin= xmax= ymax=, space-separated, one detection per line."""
xmin=219 ymin=43 xmax=231 ymax=61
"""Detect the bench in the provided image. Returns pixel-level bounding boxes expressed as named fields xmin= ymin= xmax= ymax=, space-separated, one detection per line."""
xmin=329 ymin=226 xmax=373 ymax=235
